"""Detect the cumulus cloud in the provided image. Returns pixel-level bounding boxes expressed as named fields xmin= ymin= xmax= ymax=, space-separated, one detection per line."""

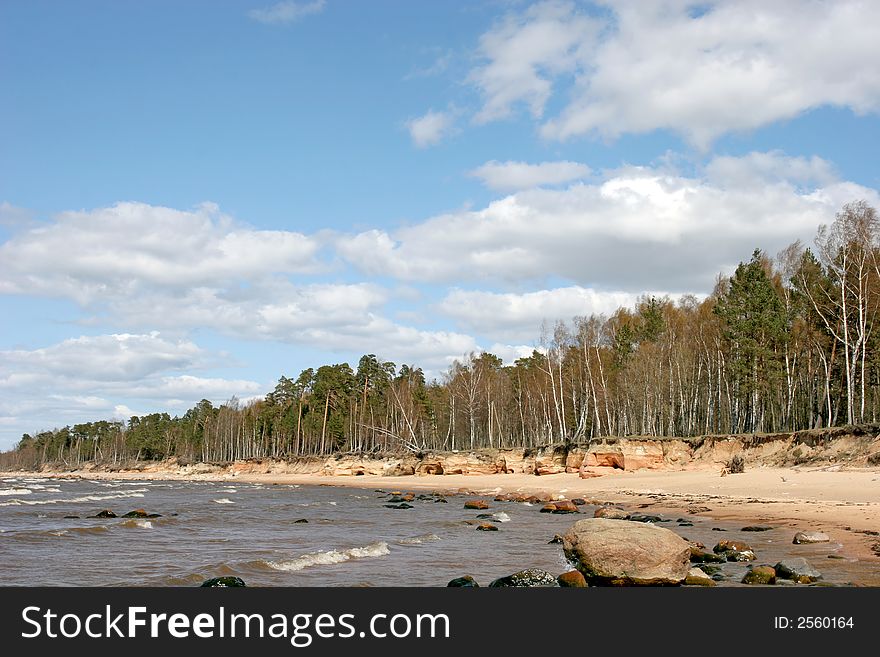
xmin=248 ymin=0 xmax=326 ymax=25
xmin=468 ymin=1 xmax=880 ymax=146
xmin=0 ymin=202 xmax=321 ymax=304
xmin=337 ymin=152 xmax=880 ymax=291
xmin=406 ymin=109 xmax=456 ymax=148
xmin=440 ymin=286 xmax=648 ymax=342
xmin=0 ymin=333 xmax=264 ymax=446
xmin=469 ymin=160 xmax=591 ymax=191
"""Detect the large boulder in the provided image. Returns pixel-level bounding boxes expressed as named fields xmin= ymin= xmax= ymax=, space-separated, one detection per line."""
xmin=774 ymin=558 xmax=822 ymax=583
xmin=793 ymin=531 xmax=830 ymax=544
xmin=562 ymin=518 xmax=691 ymax=586
xmin=594 ymin=507 xmax=630 ymax=520
xmin=489 ymin=569 xmax=559 ymax=587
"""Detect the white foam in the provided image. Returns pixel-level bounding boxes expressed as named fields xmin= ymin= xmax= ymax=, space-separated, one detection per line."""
xmin=0 ymin=488 xmax=32 ymax=496
xmin=213 ymin=498 xmax=234 ymax=504
xmin=0 ymin=491 xmax=145 ymax=507
xmin=398 ymin=533 xmax=441 ymax=545
xmin=492 ymin=511 xmax=511 ymax=523
xmin=266 ymin=542 xmax=390 ymax=572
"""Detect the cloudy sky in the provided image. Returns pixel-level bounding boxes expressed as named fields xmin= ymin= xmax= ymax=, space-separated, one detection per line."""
xmin=1 ymin=0 xmax=880 ymax=449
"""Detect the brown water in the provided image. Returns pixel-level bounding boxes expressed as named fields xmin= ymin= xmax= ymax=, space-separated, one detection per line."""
xmin=0 ymin=476 xmax=875 ymax=586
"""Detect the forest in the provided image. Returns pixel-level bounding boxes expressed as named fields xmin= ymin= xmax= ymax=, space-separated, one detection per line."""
xmin=3 ymin=200 xmax=880 ymax=469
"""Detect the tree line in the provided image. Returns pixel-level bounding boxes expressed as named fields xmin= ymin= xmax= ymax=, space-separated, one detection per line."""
xmin=3 ymin=201 xmax=880 ymax=469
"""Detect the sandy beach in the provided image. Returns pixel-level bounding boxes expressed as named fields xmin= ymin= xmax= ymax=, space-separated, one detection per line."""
xmin=7 ymin=464 xmax=880 ymax=563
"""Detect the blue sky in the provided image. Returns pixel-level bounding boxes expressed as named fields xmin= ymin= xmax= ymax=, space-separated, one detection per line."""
xmin=1 ymin=0 xmax=880 ymax=448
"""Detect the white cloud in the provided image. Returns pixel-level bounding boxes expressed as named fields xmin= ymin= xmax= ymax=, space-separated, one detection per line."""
xmin=406 ymin=109 xmax=456 ymax=148
xmin=248 ymin=0 xmax=326 ymax=25
xmin=0 ymin=333 xmax=264 ymax=446
xmin=470 ymin=159 xmax=591 ymax=191
xmin=467 ymin=1 xmax=880 ymax=146
xmin=0 ymin=202 xmax=321 ymax=304
xmin=337 ymin=152 xmax=880 ymax=291
xmin=440 ymin=286 xmax=646 ymax=341
xmin=469 ymin=0 xmax=598 ymax=124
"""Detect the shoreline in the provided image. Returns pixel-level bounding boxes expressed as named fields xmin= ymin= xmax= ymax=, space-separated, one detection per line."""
xmin=5 ymin=464 xmax=880 ymax=562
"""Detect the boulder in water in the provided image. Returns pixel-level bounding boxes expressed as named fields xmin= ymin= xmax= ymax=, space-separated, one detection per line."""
xmin=476 ymin=523 xmax=498 ymax=531
xmin=594 ymin=507 xmax=630 ymax=520
xmin=447 ymin=576 xmax=480 ymax=587
xmin=774 ymin=558 xmax=822 ymax=583
xmin=464 ymin=500 xmax=489 ymax=510
xmin=685 ymin=567 xmax=716 ymax=587
xmin=713 ymin=539 xmax=756 ymax=561
xmin=741 ymin=526 xmax=773 ymax=532
xmin=489 ymin=568 xmax=559 ymax=587
xmin=200 ymin=576 xmax=246 ymax=587
xmin=91 ymin=510 xmax=117 ymax=518
xmin=294 ymin=518 xmax=309 ymax=524
xmin=122 ymin=509 xmax=150 ymax=518
xmin=557 ymin=570 xmax=588 ymax=587
xmin=689 ymin=547 xmax=726 ymax=564
xmin=793 ymin=531 xmax=830 ymax=544
xmin=741 ymin=566 xmax=776 ymax=585
xmin=563 ymin=518 xmax=691 ymax=586
xmin=385 ymin=502 xmax=413 ymax=509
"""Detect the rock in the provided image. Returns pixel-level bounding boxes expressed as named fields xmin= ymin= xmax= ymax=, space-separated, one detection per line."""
xmin=122 ymin=509 xmax=150 ymax=518
xmin=690 ymin=548 xmax=726 ymax=564
xmin=146 ymin=513 xmax=162 ymax=518
xmin=571 ymin=499 xmax=587 ymax=506
xmin=434 ymin=497 xmax=448 ymax=503
xmin=711 ymin=527 xmax=727 ymax=532
xmin=698 ymin=564 xmax=723 ymax=576
xmin=629 ymin=514 xmax=662 ymax=523
xmin=91 ymin=510 xmax=117 ymax=518
xmin=294 ymin=518 xmax=309 ymax=523
xmin=489 ymin=569 xmax=559 ymax=587
xmin=476 ymin=523 xmax=499 ymax=531
xmin=713 ymin=539 xmax=752 ymax=554
xmin=200 ymin=576 xmax=246 ymax=587
xmin=594 ymin=507 xmax=630 ymax=520
xmin=447 ymin=576 xmax=480 ymax=587
xmin=464 ymin=500 xmax=489 ymax=510
xmin=678 ymin=521 xmax=694 ymax=527
xmin=494 ymin=494 xmax=514 ymax=502
xmin=685 ymin=567 xmax=716 ymax=587
xmin=476 ymin=513 xmax=494 ymax=519
xmin=793 ymin=531 xmax=830 ymax=544
xmin=741 ymin=526 xmax=773 ymax=532
xmin=542 ymin=500 xmax=579 ymax=514
xmin=827 ymin=555 xmax=845 ymax=560
xmin=562 ymin=518 xmax=691 ymax=586
xmin=63 ymin=515 xmax=80 ymax=519
xmin=726 ymin=550 xmax=757 ymax=562
xmin=774 ymin=558 xmax=822 ymax=583
xmin=384 ymin=503 xmax=413 ymax=509
xmin=557 ymin=570 xmax=588 ymax=587
xmin=741 ymin=566 xmax=776 ymax=585
xmin=548 ymin=534 xmax=564 ymax=544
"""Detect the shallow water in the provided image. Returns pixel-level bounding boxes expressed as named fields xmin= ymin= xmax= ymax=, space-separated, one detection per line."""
xmin=0 ymin=477 xmax=875 ymax=586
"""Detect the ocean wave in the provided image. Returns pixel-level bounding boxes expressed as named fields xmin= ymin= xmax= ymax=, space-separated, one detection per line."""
xmin=397 ymin=533 xmax=441 ymax=545
xmin=492 ymin=512 xmax=511 ymax=523
xmin=0 ymin=491 xmax=146 ymax=507
xmin=120 ymin=519 xmax=153 ymax=529
xmin=0 ymin=488 xmax=32 ymax=496
xmin=213 ymin=498 xmax=234 ymax=504
xmin=264 ymin=542 xmax=391 ymax=572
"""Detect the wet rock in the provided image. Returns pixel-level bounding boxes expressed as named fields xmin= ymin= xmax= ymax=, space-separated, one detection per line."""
xmin=690 ymin=548 xmax=726 ymax=564
xmin=122 ymin=509 xmax=152 ymax=518
xmin=741 ymin=566 xmax=776 ymax=585
xmin=698 ymin=564 xmax=723 ymax=576
xmin=200 ymin=576 xmax=246 ymax=587
xmin=713 ymin=539 xmax=756 ymax=561
xmin=677 ymin=521 xmax=694 ymax=527
xmin=741 ymin=526 xmax=773 ymax=532
xmin=542 ymin=500 xmax=579 ymax=514
xmin=146 ymin=513 xmax=162 ymax=518
xmin=594 ymin=507 xmax=630 ymax=520
xmin=384 ymin=503 xmax=413 ymax=509
xmin=562 ymin=518 xmax=691 ymax=586
xmin=489 ymin=568 xmax=559 ymax=587
xmin=91 ymin=510 xmax=117 ymax=518
xmin=294 ymin=518 xmax=309 ymax=523
xmin=774 ymin=558 xmax=822 ymax=583
xmin=793 ymin=531 xmax=830 ymax=544
xmin=571 ymin=499 xmax=587 ymax=506
xmin=548 ymin=534 xmax=564 ymax=544
xmin=711 ymin=527 xmax=727 ymax=532
xmin=688 ymin=506 xmax=712 ymax=513
xmin=464 ymin=500 xmax=489 ymax=510
xmin=434 ymin=497 xmax=448 ymax=503
xmin=685 ymin=567 xmax=716 ymax=587
xmin=476 ymin=523 xmax=499 ymax=531
xmin=629 ymin=514 xmax=662 ymax=523
xmin=63 ymin=515 xmax=80 ymax=519
xmin=557 ymin=570 xmax=588 ymax=587
xmin=827 ymin=554 xmax=845 ymax=560
xmin=494 ymin=494 xmax=514 ymax=502
xmin=447 ymin=576 xmax=480 ymax=587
